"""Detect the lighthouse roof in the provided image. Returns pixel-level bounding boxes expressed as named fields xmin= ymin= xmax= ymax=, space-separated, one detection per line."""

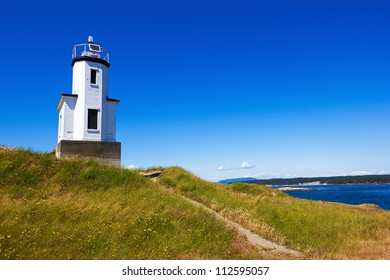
xmin=106 ymin=97 xmax=120 ymax=104
xmin=56 ymin=93 xmax=78 ymax=110
xmin=71 ymin=36 xmax=110 ymax=68
xmin=71 ymin=56 xmax=110 ymax=68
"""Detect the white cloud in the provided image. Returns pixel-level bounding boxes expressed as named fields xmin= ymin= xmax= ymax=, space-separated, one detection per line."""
xmin=318 ymin=170 xmax=384 ymax=177
xmin=217 ymin=161 xmax=256 ymax=171
xmin=216 ymin=166 xmax=233 ymax=171
xmin=240 ymin=161 xmax=255 ymax=169
xmin=346 ymin=170 xmax=390 ymax=176
xmin=125 ymin=164 xmax=139 ymax=170
xmin=347 ymin=171 xmax=370 ymax=176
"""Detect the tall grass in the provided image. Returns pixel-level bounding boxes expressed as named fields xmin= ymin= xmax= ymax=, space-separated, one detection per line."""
xmin=160 ymin=166 xmax=390 ymax=259
xmin=0 ymin=147 xmax=263 ymax=259
xmin=2 ymin=147 xmax=389 ymax=259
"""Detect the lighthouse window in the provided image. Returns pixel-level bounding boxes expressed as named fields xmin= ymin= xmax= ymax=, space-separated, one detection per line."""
xmin=90 ymin=69 xmax=97 ymax=85
xmin=89 ymin=43 xmax=101 ymax=52
xmin=88 ymin=109 xmax=98 ymax=130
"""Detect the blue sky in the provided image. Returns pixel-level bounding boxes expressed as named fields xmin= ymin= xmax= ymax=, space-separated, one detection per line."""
xmin=0 ymin=0 xmax=389 ymax=181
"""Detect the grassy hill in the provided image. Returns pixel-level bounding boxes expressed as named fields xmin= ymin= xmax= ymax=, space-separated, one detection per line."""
xmin=1 ymin=146 xmax=390 ymax=259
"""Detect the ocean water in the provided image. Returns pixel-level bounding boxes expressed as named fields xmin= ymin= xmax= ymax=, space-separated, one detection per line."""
xmin=273 ymin=184 xmax=390 ymax=210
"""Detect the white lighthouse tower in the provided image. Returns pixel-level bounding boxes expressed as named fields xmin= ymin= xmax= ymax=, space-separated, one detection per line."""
xmin=55 ymin=36 xmax=121 ymax=164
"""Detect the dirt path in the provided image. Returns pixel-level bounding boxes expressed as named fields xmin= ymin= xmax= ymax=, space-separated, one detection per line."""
xmin=144 ymin=171 xmax=304 ymax=258
xmin=178 ymin=193 xmax=304 ymax=258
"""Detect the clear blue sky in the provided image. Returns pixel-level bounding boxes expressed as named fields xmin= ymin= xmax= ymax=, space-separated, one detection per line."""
xmin=0 ymin=0 xmax=389 ymax=181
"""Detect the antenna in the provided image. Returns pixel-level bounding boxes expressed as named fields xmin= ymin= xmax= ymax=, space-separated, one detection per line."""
xmin=87 ymin=36 xmax=101 ymax=53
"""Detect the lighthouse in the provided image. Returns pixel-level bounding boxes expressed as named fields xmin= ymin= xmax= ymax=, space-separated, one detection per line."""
xmin=55 ymin=36 xmax=121 ymax=165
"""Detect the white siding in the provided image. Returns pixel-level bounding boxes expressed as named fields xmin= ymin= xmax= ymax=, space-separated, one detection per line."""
xmin=102 ymin=101 xmax=117 ymax=141
xmin=58 ymin=107 xmax=64 ymax=142
xmin=57 ymin=97 xmax=76 ymax=143
xmin=83 ymin=61 xmax=103 ymax=141
xmin=102 ymin=63 xmax=109 ymax=100
xmin=72 ymin=62 xmax=86 ymax=140
xmin=63 ymin=98 xmax=76 ymax=140
xmin=71 ymin=60 xmax=112 ymax=141
xmin=59 ymin=57 xmax=117 ymax=143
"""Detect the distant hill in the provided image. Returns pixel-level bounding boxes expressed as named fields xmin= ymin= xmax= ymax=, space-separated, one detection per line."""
xmin=219 ymin=175 xmax=390 ymax=186
xmin=218 ymin=177 xmax=257 ymax=184
xmin=1 ymin=146 xmax=390 ymax=260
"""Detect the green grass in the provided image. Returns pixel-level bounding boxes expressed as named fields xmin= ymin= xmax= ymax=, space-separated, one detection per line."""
xmin=160 ymin=166 xmax=390 ymax=259
xmin=0 ymin=147 xmax=262 ymax=259
xmin=2 ymin=147 xmax=390 ymax=259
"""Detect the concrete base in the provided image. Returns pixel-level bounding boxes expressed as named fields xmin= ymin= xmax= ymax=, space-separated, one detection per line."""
xmin=55 ymin=140 xmax=121 ymax=165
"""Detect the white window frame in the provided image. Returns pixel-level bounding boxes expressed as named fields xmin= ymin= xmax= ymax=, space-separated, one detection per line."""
xmin=90 ymin=68 xmax=98 ymax=85
xmin=87 ymin=108 xmax=100 ymax=131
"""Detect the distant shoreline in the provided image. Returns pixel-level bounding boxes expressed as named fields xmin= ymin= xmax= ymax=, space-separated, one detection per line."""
xmin=270 ymin=183 xmax=390 ymax=187
xmin=275 ymin=187 xmax=311 ymax=191
xmin=271 ymin=182 xmax=390 ymax=187
xmin=219 ymin=174 xmax=390 ymax=186
xmin=272 ymin=184 xmax=390 ymax=211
